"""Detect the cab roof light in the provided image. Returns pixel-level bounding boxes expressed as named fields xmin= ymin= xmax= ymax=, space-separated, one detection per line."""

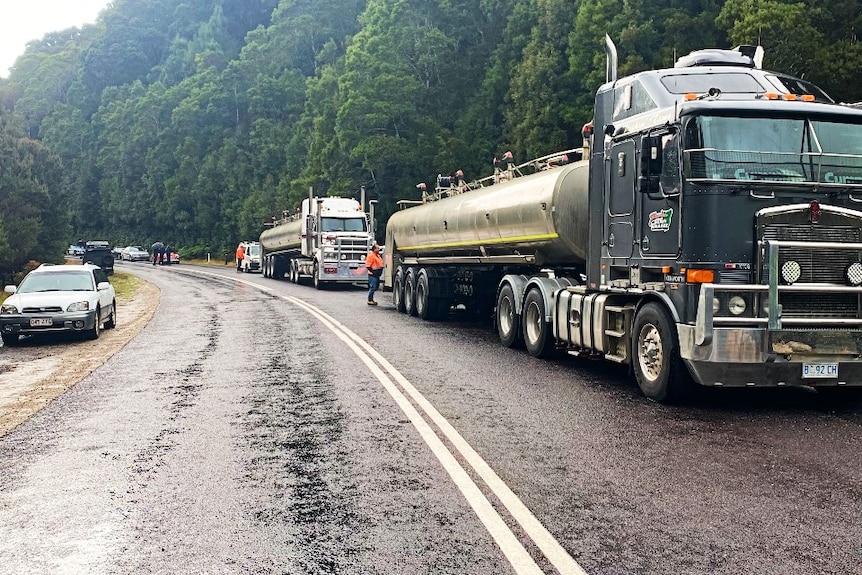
xmin=684 ymin=93 xmax=698 ymax=101
xmin=764 ymin=92 xmax=780 ymax=100
xmin=781 ymin=93 xmax=798 ymax=101
xmin=686 ymin=269 xmax=715 ymax=284
xmin=801 ymin=94 xmax=815 ymax=102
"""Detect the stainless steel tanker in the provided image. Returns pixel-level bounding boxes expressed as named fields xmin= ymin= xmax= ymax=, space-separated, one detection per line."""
xmin=259 ymin=219 xmax=302 ymax=253
xmin=261 ymin=196 xmax=372 ymax=289
xmin=385 ymin=154 xmax=589 ymax=268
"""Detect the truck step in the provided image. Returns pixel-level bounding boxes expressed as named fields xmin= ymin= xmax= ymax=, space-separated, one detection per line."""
xmin=604 ymin=353 xmax=627 ymax=364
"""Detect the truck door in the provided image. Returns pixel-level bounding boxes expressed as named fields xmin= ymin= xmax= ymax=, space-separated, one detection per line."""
xmin=605 ymin=139 xmax=636 ymax=259
xmin=639 ymin=131 xmax=681 ymax=258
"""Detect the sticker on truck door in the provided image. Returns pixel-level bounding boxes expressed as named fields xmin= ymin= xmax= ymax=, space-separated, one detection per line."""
xmin=648 ymin=208 xmax=673 ymax=232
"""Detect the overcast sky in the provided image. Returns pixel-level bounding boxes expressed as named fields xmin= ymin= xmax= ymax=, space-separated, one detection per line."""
xmin=0 ymin=0 xmax=111 ymax=77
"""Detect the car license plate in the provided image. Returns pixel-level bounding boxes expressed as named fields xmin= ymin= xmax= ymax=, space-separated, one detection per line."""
xmin=30 ymin=318 xmax=52 ymax=327
xmin=802 ymin=363 xmax=838 ymax=379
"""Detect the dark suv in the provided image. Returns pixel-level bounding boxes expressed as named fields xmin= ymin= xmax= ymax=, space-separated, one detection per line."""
xmin=82 ymin=240 xmax=115 ymax=275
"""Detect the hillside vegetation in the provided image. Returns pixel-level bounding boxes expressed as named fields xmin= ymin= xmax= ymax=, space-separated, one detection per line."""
xmin=1 ymin=0 xmax=860 ymax=281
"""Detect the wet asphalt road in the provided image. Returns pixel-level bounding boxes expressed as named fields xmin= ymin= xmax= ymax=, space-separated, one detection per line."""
xmin=1 ymin=262 xmax=861 ymax=575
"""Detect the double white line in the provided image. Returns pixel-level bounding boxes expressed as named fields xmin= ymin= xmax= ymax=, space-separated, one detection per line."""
xmin=189 ymin=271 xmax=588 ymax=574
xmin=287 ymin=296 xmax=588 ymax=575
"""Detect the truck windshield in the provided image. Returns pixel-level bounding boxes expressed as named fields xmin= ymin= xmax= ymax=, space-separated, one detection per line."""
xmin=321 ymin=217 xmax=367 ymax=232
xmin=683 ymin=115 xmax=862 ymax=187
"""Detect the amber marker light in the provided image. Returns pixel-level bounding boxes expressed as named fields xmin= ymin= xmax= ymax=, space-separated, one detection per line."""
xmin=801 ymin=94 xmax=815 ymax=102
xmin=684 ymin=93 xmax=698 ymax=101
xmin=782 ymin=93 xmax=798 ymax=101
xmin=662 ymin=266 xmax=672 ymax=273
xmin=764 ymin=92 xmax=780 ymax=100
xmin=686 ymin=269 xmax=715 ymax=283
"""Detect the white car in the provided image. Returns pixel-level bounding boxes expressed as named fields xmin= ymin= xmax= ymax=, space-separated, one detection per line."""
xmin=121 ymin=246 xmax=150 ymax=262
xmin=0 ymin=264 xmax=117 ymax=345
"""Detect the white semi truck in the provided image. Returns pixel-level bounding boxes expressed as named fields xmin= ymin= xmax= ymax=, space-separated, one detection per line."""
xmin=260 ymin=196 xmax=373 ymax=289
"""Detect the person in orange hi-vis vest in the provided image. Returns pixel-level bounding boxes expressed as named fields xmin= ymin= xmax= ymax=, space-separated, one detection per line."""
xmin=235 ymin=244 xmax=245 ymax=272
xmin=365 ymin=243 xmax=384 ymax=305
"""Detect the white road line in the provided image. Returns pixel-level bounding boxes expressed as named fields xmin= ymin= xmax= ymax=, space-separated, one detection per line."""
xmin=288 ymin=297 xmax=545 ymax=575
xmin=287 ymin=296 xmax=588 ymax=575
xmin=177 ymin=270 xmax=588 ymax=574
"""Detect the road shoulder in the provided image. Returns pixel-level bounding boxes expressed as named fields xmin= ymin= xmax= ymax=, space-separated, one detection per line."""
xmin=0 ymin=280 xmax=159 ymax=436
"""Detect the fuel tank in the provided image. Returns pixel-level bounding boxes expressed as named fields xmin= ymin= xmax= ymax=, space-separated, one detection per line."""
xmin=260 ymin=219 xmax=302 ymax=254
xmin=387 ymin=160 xmax=589 ymax=267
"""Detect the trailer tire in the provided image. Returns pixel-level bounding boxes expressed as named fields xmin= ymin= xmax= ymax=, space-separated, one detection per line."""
xmin=632 ymin=302 xmax=692 ymax=404
xmin=393 ymin=267 xmax=406 ymax=313
xmin=416 ymin=269 xmax=436 ymax=320
xmin=522 ymin=288 xmax=555 ymax=358
xmin=288 ymin=261 xmax=297 ymax=283
xmin=404 ymin=268 xmax=418 ymax=316
xmin=496 ymin=283 xmax=521 ymax=348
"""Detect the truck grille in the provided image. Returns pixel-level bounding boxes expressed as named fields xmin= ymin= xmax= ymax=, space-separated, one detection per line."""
xmin=23 ymin=306 xmax=62 ymax=313
xmin=762 ymin=224 xmax=861 ymax=318
xmin=337 ymin=237 xmax=370 ymax=261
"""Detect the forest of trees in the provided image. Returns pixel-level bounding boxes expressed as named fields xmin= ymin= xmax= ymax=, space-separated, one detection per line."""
xmin=1 ymin=0 xmax=861 ymax=280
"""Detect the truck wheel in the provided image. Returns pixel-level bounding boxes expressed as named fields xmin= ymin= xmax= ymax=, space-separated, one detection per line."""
xmin=496 ymin=283 xmax=521 ymax=348
xmin=522 ymin=288 xmax=555 ymax=358
xmin=416 ymin=269 xmax=434 ymax=320
xmin=393 ymin=267 xmax=406 ymax=313
xmin=404 ymin=268 xmax=418 ymax=316
xmin=632 ymin=302 xmax=692 ymax=403
xmin=313 ymin=263 xmax=324 ymax=290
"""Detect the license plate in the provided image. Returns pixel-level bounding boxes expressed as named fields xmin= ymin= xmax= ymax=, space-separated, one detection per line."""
xmin=802 ymin=363 xmax=838 ymax=379
xmin=324 ymin=266 xmax=337 ymax=274
xmin=30 ymin=318 xmax=52 ymax=327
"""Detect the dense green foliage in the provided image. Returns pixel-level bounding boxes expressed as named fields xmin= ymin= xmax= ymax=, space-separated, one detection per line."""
xmin=1 ymin=0 xmax=861 ymax=280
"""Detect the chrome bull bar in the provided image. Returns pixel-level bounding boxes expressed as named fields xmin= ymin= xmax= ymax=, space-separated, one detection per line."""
xmin=696 ymin=239 xmax=862 ymax=346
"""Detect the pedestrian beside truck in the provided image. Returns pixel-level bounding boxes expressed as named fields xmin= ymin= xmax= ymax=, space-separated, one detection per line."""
xmin=365 ymin=242 xmax=383 ymax=305
xmin=235 ymin=243 xmax=245 ymax=272
xmin=151 ymin=241 xmax=164 ymax=266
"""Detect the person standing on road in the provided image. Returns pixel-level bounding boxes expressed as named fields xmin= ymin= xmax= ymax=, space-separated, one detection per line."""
xmin=365 ymin=242 xmax=384 ymax=305
xmin=164 ymin=244 xmax=173 ymax=266
xmin=151 ymin=241 xmax=164 ymax=266
xmin=236 ymin=243 xmax=245 ymax=272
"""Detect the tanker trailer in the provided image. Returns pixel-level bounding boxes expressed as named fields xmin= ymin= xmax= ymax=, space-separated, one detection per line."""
xmin=261 ymin=196 xmax=373 ymax=289
xmin=384 ymin=150 xmax=589 ymax=321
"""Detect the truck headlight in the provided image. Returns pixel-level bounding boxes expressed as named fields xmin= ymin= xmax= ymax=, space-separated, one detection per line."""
xmin=1 ymin=304 xmax=18 ymax=314
xmin=845 ymin=262 xmax=862 ymax=286
xmin=728 ymin=295 xmax=747 ymax=315
xmin=781 ymin=260 xmax=801 ymax=285
xmin=66 ymin=301 xmax=91 ymax=312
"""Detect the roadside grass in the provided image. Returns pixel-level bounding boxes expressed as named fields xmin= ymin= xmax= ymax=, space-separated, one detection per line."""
xmin=184 ymin=258 xmax=234 ymax=267
xmin=111 ymin=271 xmax=141 ymax=302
